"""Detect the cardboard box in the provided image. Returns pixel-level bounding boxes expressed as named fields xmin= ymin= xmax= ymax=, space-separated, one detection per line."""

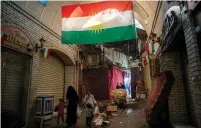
xmin=107 ymin=105 xmax=117 ymax=112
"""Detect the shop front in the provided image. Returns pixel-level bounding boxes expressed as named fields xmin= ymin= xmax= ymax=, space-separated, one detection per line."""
xmin=1 ymin=2 xmax=80 ymax=127
xmin=1 ymin=26 xmax=33 ymax=127
xmin=1 ymin=25 xmax=77 ymax=127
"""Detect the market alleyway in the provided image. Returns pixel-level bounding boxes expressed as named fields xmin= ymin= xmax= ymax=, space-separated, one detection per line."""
xmin=2 ymin=1 xmax=201 ymax=128
xmin=50 ymin=100 xmax=147 ymax=128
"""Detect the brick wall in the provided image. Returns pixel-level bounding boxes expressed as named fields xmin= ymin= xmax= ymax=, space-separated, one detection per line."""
xmin=1 ymin=1 xmax=78 ymax=127
xmin=160 ymin=52 xmax=188 ymax=123
xmin=146 ymin=1 xmax=201 ymax=127
xmin=1 ymin=1 xmax=77 ymax=62
xmin=181 ymin=5 xmax=201 ymax=127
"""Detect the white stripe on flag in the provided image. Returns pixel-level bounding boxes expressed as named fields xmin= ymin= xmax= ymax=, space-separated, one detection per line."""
xmin=62 ymin=10 xmax=134 ymax=31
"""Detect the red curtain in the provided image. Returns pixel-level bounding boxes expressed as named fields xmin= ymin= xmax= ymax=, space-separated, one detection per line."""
xmin=108 ymin=66 xmax=123 ymax=99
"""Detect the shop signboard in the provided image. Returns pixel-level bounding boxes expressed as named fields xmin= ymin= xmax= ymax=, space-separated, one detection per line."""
xmin=1 ymin=26 xmax=33 ymax=55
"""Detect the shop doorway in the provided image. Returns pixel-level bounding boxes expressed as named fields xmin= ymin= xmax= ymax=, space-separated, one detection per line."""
xmin=123 ymin=71 xmax=131 ymax=98
xmin=1 ymin=46 xmax=31 ymax=126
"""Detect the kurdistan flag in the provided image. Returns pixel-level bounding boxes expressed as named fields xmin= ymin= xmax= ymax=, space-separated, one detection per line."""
xmin=145 ymin=40 xmax=155 ymax=54
xmin=42 ymin=48 xmax=50 ymax=58
xmin=143 ymin=55 xmax=151 ymax=65
xmin=61 ymin=1 xmax=137 ymax=44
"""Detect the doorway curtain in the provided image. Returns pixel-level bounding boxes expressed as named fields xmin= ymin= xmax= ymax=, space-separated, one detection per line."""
xmin=83 ymin=67 xmax=109 ymax=100
xmin=108 ymin=66 xmax=123 ymax=99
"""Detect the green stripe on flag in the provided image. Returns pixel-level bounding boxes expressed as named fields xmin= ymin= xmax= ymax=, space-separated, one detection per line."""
xmin=151 ymin=42 xmax=155 ymax=53
xmin=42 ymin=48 xmax=45 ymax=57
xmin=62 ymin=25 xmax=136 ymax=44
xmin=148 ymin=55 xmax=152 ymax=63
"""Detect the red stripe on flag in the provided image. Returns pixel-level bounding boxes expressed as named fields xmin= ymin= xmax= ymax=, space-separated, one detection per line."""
xmin=47 ymin=49 xmax=51 ymax=57
xmin=145 ymin=41 xmax=149 ymax=54
xmin=61 ymin=1 xmax=132 ymax=18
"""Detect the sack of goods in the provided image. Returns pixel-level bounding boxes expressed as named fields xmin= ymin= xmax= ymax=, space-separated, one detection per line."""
xmin=110 ymin=89 xmax=127 ymax=104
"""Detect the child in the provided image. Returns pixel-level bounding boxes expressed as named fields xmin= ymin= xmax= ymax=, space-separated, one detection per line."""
xmin=86 ymin=103 xmax=93 ymax=128
xmin=55 ymin=98 xmax=65 ymax=125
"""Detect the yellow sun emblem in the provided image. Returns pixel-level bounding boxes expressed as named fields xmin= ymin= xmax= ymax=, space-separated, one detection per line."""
xmin=89 ymin=13 xmax=104 ymax=34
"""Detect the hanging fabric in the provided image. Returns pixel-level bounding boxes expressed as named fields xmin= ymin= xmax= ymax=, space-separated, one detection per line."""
xmin=108 ymin=66 xmax=123 ymax=99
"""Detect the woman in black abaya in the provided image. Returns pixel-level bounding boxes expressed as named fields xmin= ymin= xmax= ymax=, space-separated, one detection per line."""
xmin=66 ymin=86 xmax=79 ymax=127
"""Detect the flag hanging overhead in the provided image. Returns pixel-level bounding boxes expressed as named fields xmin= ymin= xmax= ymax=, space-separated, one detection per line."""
xmin=61 ymin=1 xmax=136 ymax=44
xmin=143 ymin=55 xmax=152 ymax=65
xmin=145 ymin=41 xmax=155 ymax=54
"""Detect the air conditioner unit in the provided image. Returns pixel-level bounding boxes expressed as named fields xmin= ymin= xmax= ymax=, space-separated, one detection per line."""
xmin=36 ymin=96 xmax=54 ymax=116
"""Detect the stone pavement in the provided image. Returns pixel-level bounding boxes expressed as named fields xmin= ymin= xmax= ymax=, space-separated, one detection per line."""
xmin=109 ymin=108 xmax=147 ymax=128
xmin=50 ymin=100 xmax=148 ymax=128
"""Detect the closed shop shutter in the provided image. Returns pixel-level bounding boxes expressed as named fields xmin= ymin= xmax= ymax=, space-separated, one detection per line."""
xmin=64 ymin=66 xmax=75 ymax=100
xmin=37 ymin=55 xmax=65 ymax=107
xmin=1 ymin=47 xmax=31 ymax=123
xmin=1 ymin=65 xmax=24 ymax=115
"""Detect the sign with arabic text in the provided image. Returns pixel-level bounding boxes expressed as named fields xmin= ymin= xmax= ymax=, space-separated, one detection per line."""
xmin=1 ymin=26 xmax=33 ymax=55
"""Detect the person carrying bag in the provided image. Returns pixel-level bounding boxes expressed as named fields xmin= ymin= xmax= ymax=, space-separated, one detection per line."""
xmin=83 ymin=90 xmax=97 ymax=109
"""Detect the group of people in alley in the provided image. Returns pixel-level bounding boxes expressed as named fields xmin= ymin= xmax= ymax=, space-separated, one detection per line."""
xmin=55 ymin=86 xmax=97 ymax=128
xmin=55 ymin=83 xmax=129 ymax=127
xmin=116 ymin=83 xmax=126 ymax=89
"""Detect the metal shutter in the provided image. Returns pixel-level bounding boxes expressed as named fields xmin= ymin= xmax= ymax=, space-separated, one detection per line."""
xmin=1 ymin=47 xmax=31 ymax=121
xmin=1 ymin=65 xmax=24 ymax=115
xmin=64 ymin=66 xmax=75 ymax=100
xmin=37 ymin=55 xmax=65 ymax=107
